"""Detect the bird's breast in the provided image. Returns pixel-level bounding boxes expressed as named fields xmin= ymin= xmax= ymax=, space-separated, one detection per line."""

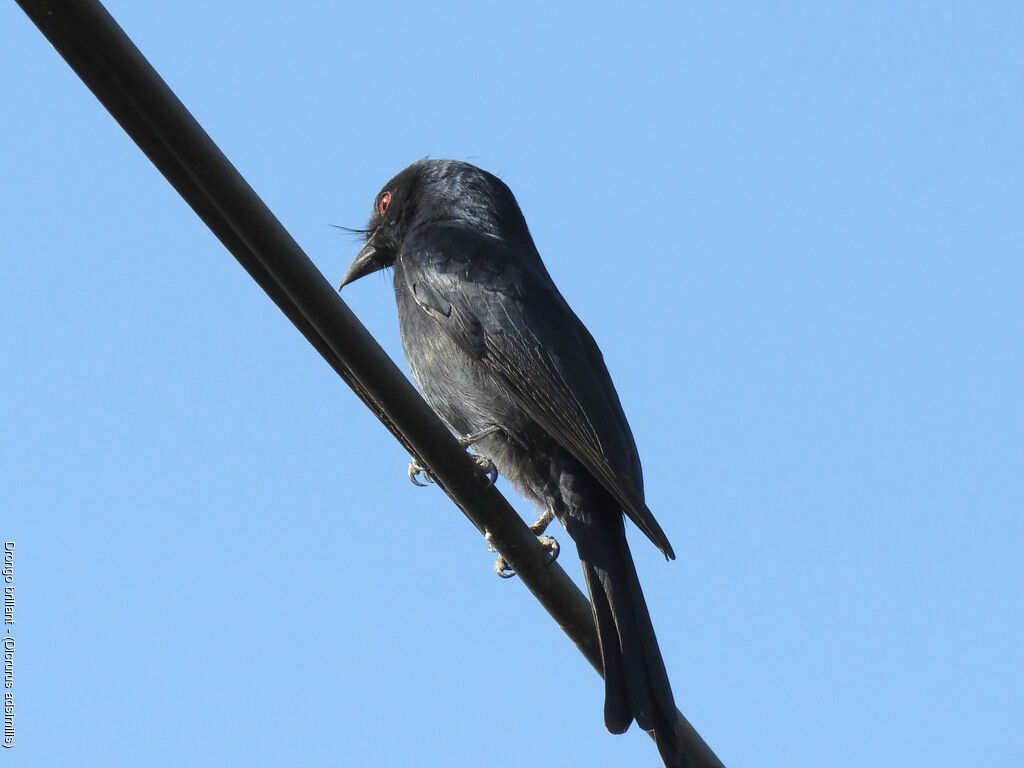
xmin=393 ymin=272 xmax=520 ymax=440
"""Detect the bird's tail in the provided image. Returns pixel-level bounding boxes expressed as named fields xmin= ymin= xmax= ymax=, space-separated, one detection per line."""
xmin=573 ymin=515 xmax=690 ymax=768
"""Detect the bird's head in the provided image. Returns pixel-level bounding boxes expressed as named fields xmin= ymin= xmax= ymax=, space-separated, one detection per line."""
xmin=338 ymin=159 xmax=532 ymax=289
xmin=338 ymin=161 xmax=423 ymax=289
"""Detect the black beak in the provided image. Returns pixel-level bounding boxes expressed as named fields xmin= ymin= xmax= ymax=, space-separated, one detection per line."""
xmin=338 ymin=240 xmax=384 ymax=290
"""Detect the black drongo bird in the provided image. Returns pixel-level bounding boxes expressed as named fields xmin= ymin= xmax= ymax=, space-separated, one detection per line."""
xmin=340 ymin=159 xmax=686 ymax=767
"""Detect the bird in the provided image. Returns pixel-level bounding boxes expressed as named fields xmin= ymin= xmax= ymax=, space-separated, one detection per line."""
xmin=339 ymin=159 xmax=687 ymax=767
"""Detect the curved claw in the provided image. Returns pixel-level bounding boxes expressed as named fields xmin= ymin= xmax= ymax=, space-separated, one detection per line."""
xmin=537 ymin=535 xmax=560 ymax=565
xmin=485 ymin=531 xmax=517 ymax=578
xmin=407 ymin=457 xmax=434 ymax=486
xmin=473 ymin=454 xmax=499 ymax=487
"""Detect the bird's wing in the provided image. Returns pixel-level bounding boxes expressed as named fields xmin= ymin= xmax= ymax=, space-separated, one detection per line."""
xmin=400 ymin=225 xmax=674 ymax=559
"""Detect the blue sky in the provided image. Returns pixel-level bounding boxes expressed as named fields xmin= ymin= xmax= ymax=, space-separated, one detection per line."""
xmin=2 ymin=1 xmax=1021 ymax=766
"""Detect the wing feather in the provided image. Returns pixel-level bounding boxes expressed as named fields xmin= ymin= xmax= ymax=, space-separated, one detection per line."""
xmin=401 ymin=226 xmax=674 ymax=558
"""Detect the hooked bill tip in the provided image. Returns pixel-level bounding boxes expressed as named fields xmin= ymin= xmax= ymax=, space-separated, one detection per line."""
xmin=338 ymin=243 xmax=379 ymax=290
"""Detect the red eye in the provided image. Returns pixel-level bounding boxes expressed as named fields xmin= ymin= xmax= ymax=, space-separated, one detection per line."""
xmin=378 ymin=191 xmax=391 ymax=215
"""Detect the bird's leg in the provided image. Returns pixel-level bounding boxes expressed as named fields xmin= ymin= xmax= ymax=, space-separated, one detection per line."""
xmin=407 ymin=456 xmax=434 ymax=486
xmin=489 ymin=508 xmax=560 ymax=578
xmin=457 ymin=426 xmax=501 ymax=487
xmin=457 ymin=425 xmax=502 ymax=446
xmin=529 ymin=508 xmax=555 ymax=536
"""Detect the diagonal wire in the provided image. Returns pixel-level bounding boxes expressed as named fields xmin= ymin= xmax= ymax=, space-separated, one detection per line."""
xmin=13 ymin=1 xmax=725 ymax=765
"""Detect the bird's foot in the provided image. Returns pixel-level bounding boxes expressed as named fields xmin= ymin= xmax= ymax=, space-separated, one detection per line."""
xmin=470 ymin=453 xmax=498 ymax=488
xmin=408 ymin=441 xmax=497 ymax=488
xmin=454 ymin=427 xmax=500 ymax=487
xmin=483 ymin=532 xmax=514 ymax=578
xmin=486 ymin=510 xmax=560 ymax=579
xmin=492 ymin=552 xmax=517 ymax=579
xmin=536 ymin=535 xmax=560 ymax=565
xmin=527 ymin=509 xmax=560 ymax=565
xmin=407 ymin=456 xmax=434 ymax=486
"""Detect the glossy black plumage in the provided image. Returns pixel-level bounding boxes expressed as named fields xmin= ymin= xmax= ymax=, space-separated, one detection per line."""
xmin=341 ymin=159 xmax=687 ymax=767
